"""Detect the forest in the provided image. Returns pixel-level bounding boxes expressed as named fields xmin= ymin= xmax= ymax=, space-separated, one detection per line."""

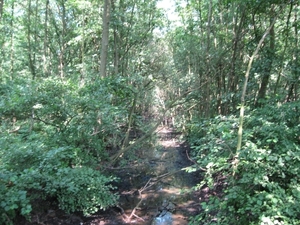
xmin=0 ymin=0 xmax=299 ymax=224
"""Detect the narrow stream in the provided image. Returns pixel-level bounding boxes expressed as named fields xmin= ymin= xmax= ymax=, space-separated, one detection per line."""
xmin=110 ymin=127 xmax=201 ymax=225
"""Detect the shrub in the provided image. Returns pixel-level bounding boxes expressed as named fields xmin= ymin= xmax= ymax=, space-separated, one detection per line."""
xmin=46 ymin=167 xmax=118 ymax=215
xmin=0 ymin=76 xmax=137 ymax=224
xmin=188 ymin=102 xmax=300 ymax=225
xmin=0 ymin=171 xmax=32 ymax=225
xmin=0 ymin=139 xmax=118 ymax=224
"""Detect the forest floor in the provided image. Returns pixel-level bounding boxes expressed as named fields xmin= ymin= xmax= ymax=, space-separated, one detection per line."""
xmin=17 ymin=127 xmax=215 ymax=225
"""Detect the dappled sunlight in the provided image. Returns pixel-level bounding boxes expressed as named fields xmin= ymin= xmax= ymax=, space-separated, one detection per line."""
xmin=97 ymin=127 xmax=201 ymax=225
xmin=159 ymin=140 xmax=181 ymax=148
xmin=2 ymin=0 xmax=298 ymax=224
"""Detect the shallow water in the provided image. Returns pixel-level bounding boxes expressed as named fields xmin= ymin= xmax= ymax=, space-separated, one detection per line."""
xmin=113 ymin=128 xmax=201 ymax=225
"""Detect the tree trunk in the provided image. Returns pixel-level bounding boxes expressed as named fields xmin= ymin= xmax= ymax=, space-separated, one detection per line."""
xmin=9 ymin=0 xmax=14 ymax=79
xmin=27 ymin=0 xmax=36 ymax=80
xmin=273 ymin=3 xmax=293 ymax=97
xmin=255 ymin=6 xmax=275 ymax=107
xmin=59 ymin=0 xmax=66 ymax=79
xmin=100 ymin=0 xmax=111 ymax=77
xmin=0 ymin=0 xmax=4 ymax=20
xmin=204 ymin=0 xmax=212 ymax=117
xmin=236 ymin=11 xmax=279 ymax=157
xmin=227 ymin=4 xmax=246 ymax=112
xmin=79 ymin=8 xmax=86 ymax=86
xmin=111 ymin=0 xmax=119 ymax=75
xmin=286 ymin=4 xmax=299 ymax=102
xmin=43 ymin=0 xmax=49 ymax=77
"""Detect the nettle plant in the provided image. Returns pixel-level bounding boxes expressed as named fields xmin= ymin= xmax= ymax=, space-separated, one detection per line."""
xmin=188 ymin=102 xmax=300 ymax=225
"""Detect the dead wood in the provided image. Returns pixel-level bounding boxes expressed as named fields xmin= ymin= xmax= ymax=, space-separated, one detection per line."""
xmin=120 ymin=170 xmax=184 ymax=223
xmin=108 ymin=85 xmax=206 ymax=165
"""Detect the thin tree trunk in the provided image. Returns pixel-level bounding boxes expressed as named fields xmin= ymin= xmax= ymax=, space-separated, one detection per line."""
xmin=112 ymin=0 xmax=119 ymax=75
xmin=206 ymin=0 xmax=212 ymax=55
xmin=0 ymin=0 xmax=4 ymax=20
xmin=80 ymin=10 xmax=86 ymax=86
xmin=9 ymin=0 xmax=14 ymax=79
xmin=286 ymin=4 xmax=299 ymax=102
xmin=233 ymin=18 xmax=279 ymax=177
xmin=59 ymin=0 xmax=66 ymax=78
xmin=27 ymin=0 xmax=36 ymax=80
xmin=227 ymin=4 xmax=246 ymax=112
xmin=274 ymin=3 xmax=293 ymax=97
xmin=274 ymin=6 xmax=292 ymax=97
xmin=204 ymin=0 xmax=212 ymax=117
xmin=34 ymin=0 xmax=38 ymax=76
xmin=43 ymin=0 xmax=49 ymax=77
xmin=236 ymin=12 xmax=279 ymax=155
xmin=100 ymin=0 xmax=111 ymax=77
xmin=255 ymin=6 xmax=275 ymax=107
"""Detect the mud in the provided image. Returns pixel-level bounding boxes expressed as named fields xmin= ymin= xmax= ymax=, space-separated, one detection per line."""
xmin=90 ymin=127 xmax=202 ymax=225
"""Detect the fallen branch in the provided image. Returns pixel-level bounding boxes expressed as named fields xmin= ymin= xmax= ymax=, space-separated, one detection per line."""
xmin=9 ymin=126 xmax=21 ymax=133
xmin=109 ymin=82 xmax=210 ymax=165
xmin=121 ymin=170 xmax=184 ymax=223
xmin=185 ymin=149 xmax=206 ymax=171
xmin=125 ymin=197 xmax=145 ymax=223
xmin=109 ymin=110 xmax=167 ymax=164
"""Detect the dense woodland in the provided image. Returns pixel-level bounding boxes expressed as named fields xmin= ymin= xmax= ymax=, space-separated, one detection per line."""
xmin=0 ymin=0 xmax=299 ymax=224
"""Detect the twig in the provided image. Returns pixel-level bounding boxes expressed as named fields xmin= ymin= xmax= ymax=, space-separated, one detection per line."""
xmin=186 ymin=149 xmax=207 ymax=171
xmin=132 ymin=213 xmax=145 ymax=221
xmin=9 ymin=126 xmax=21 ymax=133
xmin=126 ymin=197 xmax=145 ymax=223
xmin=116 ymin=204 xmax=125 ymax=215
xmin=122 ymin=170 xmax=182 ymax=223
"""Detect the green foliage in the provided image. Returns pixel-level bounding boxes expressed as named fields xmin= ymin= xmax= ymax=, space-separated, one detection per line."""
xmin=0 ymin=76 xmax=135 ymax=223
xmin=51 ymin=167 xmax=118 ymax=215
xmin=0 ymin=76 xmax=131 ymax=157
xmin=0 ymin=142 xmax=118 ymax=224
xmin=0 ymin=0 xmax=299 ymax=224
xmin=187 ymin=115 xmax=237 ymax=185
xmin=0 ymin=171 xmax=32 ymax=225
xmin=188 ymin=102 xmax=300 ymax=225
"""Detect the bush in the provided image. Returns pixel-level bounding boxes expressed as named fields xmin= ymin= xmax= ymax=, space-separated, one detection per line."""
xmin=46 ymin=167 xmax=118 ymax=215
xmin=0 ymin=76 xmax=138 ymax=224
xmin=0 ymin=172 xmax=32 ymax=225
xmin=0 ymin=135 xmax=118 ymax=224
xmin=0 ymin=145 xmax=118 ymax=224
xmin=188 ymin=102 xmax=300 ymax=225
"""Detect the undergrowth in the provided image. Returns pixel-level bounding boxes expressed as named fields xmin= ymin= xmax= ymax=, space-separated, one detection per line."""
xmin=187 ymin=101 xmax=300 ymax=225
xmin=0 ymin=78 xmax=125 ymax=224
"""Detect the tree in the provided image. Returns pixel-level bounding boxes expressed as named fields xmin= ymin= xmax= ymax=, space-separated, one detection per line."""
xmin=1 ymin=0 xmax=300 ymax=223
xmin=0 ymin=0 xmax=4 ymax=20
xmin=25 ymin=0 xmax=37 ymax=79
xmin=236 ymin=11 xmax=278 ymax=154
xmin=100 ymin=0 xmax=111 ymax=77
